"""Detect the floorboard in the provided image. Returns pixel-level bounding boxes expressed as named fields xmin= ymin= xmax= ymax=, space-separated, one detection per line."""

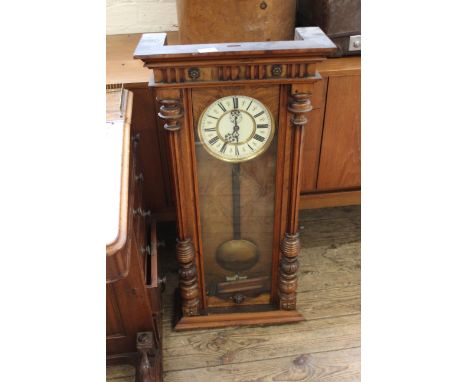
xmin=107 ymin=206 xmax=361 ymax=381
xmin=164 ymin=347 xmax=360 ymax=382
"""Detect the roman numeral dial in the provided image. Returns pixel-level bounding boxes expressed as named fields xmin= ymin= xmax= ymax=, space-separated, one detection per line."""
xmin=198 ymin=95 xmax=275 ymax=163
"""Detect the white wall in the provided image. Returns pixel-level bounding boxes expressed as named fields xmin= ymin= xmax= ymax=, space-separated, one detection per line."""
xmin=107 ymin=0 xmax=178 ymax=35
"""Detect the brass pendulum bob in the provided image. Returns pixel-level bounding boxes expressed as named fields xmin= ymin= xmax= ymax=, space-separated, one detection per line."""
xmin=216 ymin=163 xmax=259 ymax=272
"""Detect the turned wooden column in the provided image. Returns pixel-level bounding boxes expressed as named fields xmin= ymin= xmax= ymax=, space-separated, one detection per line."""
xmin=176 ymin=238 xmax=200 ymax=316
xmin=278 ymin=233 xmax=301 ymax=310
xmin=278 ymin=93 xmax=312 ymax=310
xmin=157 ymin=97 xmax=201 ymax=316
xmin=158 ymin=99 xmax=183 ymax=131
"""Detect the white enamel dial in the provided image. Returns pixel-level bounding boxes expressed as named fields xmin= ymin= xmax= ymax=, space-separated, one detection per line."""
xmin=198 ymin=95 xmax=275 ymax=163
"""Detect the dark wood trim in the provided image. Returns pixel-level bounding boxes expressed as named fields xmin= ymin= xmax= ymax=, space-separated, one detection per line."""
xmin=184 ymin=88 xmax=207 ymax=310
xmin=270 ymin=84 xmax=292 ymax=305
xmin=276 ymin=91 xmax=312 ymax=310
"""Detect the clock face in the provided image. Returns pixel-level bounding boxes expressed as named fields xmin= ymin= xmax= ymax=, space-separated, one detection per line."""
xmin=197 ymin=95 xmax=275 ymax=163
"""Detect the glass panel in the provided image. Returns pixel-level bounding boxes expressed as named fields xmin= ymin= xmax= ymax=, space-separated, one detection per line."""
xmin=193 ymin=88 xmax=279 ymax=308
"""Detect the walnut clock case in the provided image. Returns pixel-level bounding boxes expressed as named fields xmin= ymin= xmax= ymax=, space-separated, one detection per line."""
xmin=134 ymin=28 xmax=336 ymax=331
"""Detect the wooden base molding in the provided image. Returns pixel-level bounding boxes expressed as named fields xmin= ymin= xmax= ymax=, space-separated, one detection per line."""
xmin=174 ymin=310 xmax=305 ymax=331
xmin=299 ymin=190 xmax=361 ymax=210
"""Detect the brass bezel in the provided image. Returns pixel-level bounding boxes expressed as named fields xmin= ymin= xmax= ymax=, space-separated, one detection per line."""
xmin=197 ymin=95 xmax=276 ymax=163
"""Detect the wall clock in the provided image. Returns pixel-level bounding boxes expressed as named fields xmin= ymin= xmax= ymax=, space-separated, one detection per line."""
xmin=134 ymin=27 xmax=335 ymax=330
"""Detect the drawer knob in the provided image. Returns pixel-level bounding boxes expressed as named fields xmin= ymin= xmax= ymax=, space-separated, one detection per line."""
xmin=159 ymin=276 xmax=166 ymax=292
xmin=135 ymin=173 xmax=144 ymax=182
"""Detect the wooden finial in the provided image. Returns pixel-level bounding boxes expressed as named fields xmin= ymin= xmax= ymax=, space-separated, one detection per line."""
xmin=158 ymin=99 xmax=184 ymax=131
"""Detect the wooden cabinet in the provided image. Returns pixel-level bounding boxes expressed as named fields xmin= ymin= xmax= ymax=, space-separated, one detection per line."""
xmin=299 ymin=59 xmax=361 ymax=209
xmin=300 ymin=75 xmax=361 ymax=192
xmin=106 ymin=89 xmax=163 ymax=381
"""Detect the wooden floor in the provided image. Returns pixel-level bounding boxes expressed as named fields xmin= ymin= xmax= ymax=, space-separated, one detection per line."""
xmin=107 ymin=205 xmax=361 ymax=381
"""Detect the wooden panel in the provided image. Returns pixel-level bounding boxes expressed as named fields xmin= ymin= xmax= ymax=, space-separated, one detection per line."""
xmin=316 ymin=75 xmax=361 ymax=190
xmin=300 ymin=78 xmax=328 ymax=193
xmin=106 ymin=284 xmax=125 ymax=338
xmin=130 ymin=87 xmax=175 ymax=216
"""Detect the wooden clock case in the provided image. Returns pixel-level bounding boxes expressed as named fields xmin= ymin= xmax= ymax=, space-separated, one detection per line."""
xmin=134 ymin=28 xmax=336 ymax=331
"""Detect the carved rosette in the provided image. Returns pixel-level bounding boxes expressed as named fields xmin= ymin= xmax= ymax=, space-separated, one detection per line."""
xmin=176 ymin=238 xmax=200 ymax=316
xmin=157 ymin=99 xmax=184 ymax=131
xmin=278 ymin=233 xmax=301 ymax=310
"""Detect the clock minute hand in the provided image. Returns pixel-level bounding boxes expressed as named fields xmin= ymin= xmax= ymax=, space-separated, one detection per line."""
xmin=233 ymin=115 xmax=240 ymax=143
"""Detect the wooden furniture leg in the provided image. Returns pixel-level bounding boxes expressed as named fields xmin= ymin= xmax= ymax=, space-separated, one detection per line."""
xmin=136 ymin=332 xmax=158 ymax=382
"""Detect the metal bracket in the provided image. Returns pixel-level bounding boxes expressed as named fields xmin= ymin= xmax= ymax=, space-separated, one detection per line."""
xmin=349 ymin=35 xmax=361 ymax=51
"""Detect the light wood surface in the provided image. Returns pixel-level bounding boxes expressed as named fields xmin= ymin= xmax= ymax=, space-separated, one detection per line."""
xmin=105 ymin=90 xmax=132 ymax=249
xmin=106 ymin=33 xmax=361 ymax=85
xmin=106 ymin=90 xmax=135 ymax=283
xmin=107 ymin=32 xmax=179 ymax=85
xmin=107 ymin=206 xmax=361 ymax=381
